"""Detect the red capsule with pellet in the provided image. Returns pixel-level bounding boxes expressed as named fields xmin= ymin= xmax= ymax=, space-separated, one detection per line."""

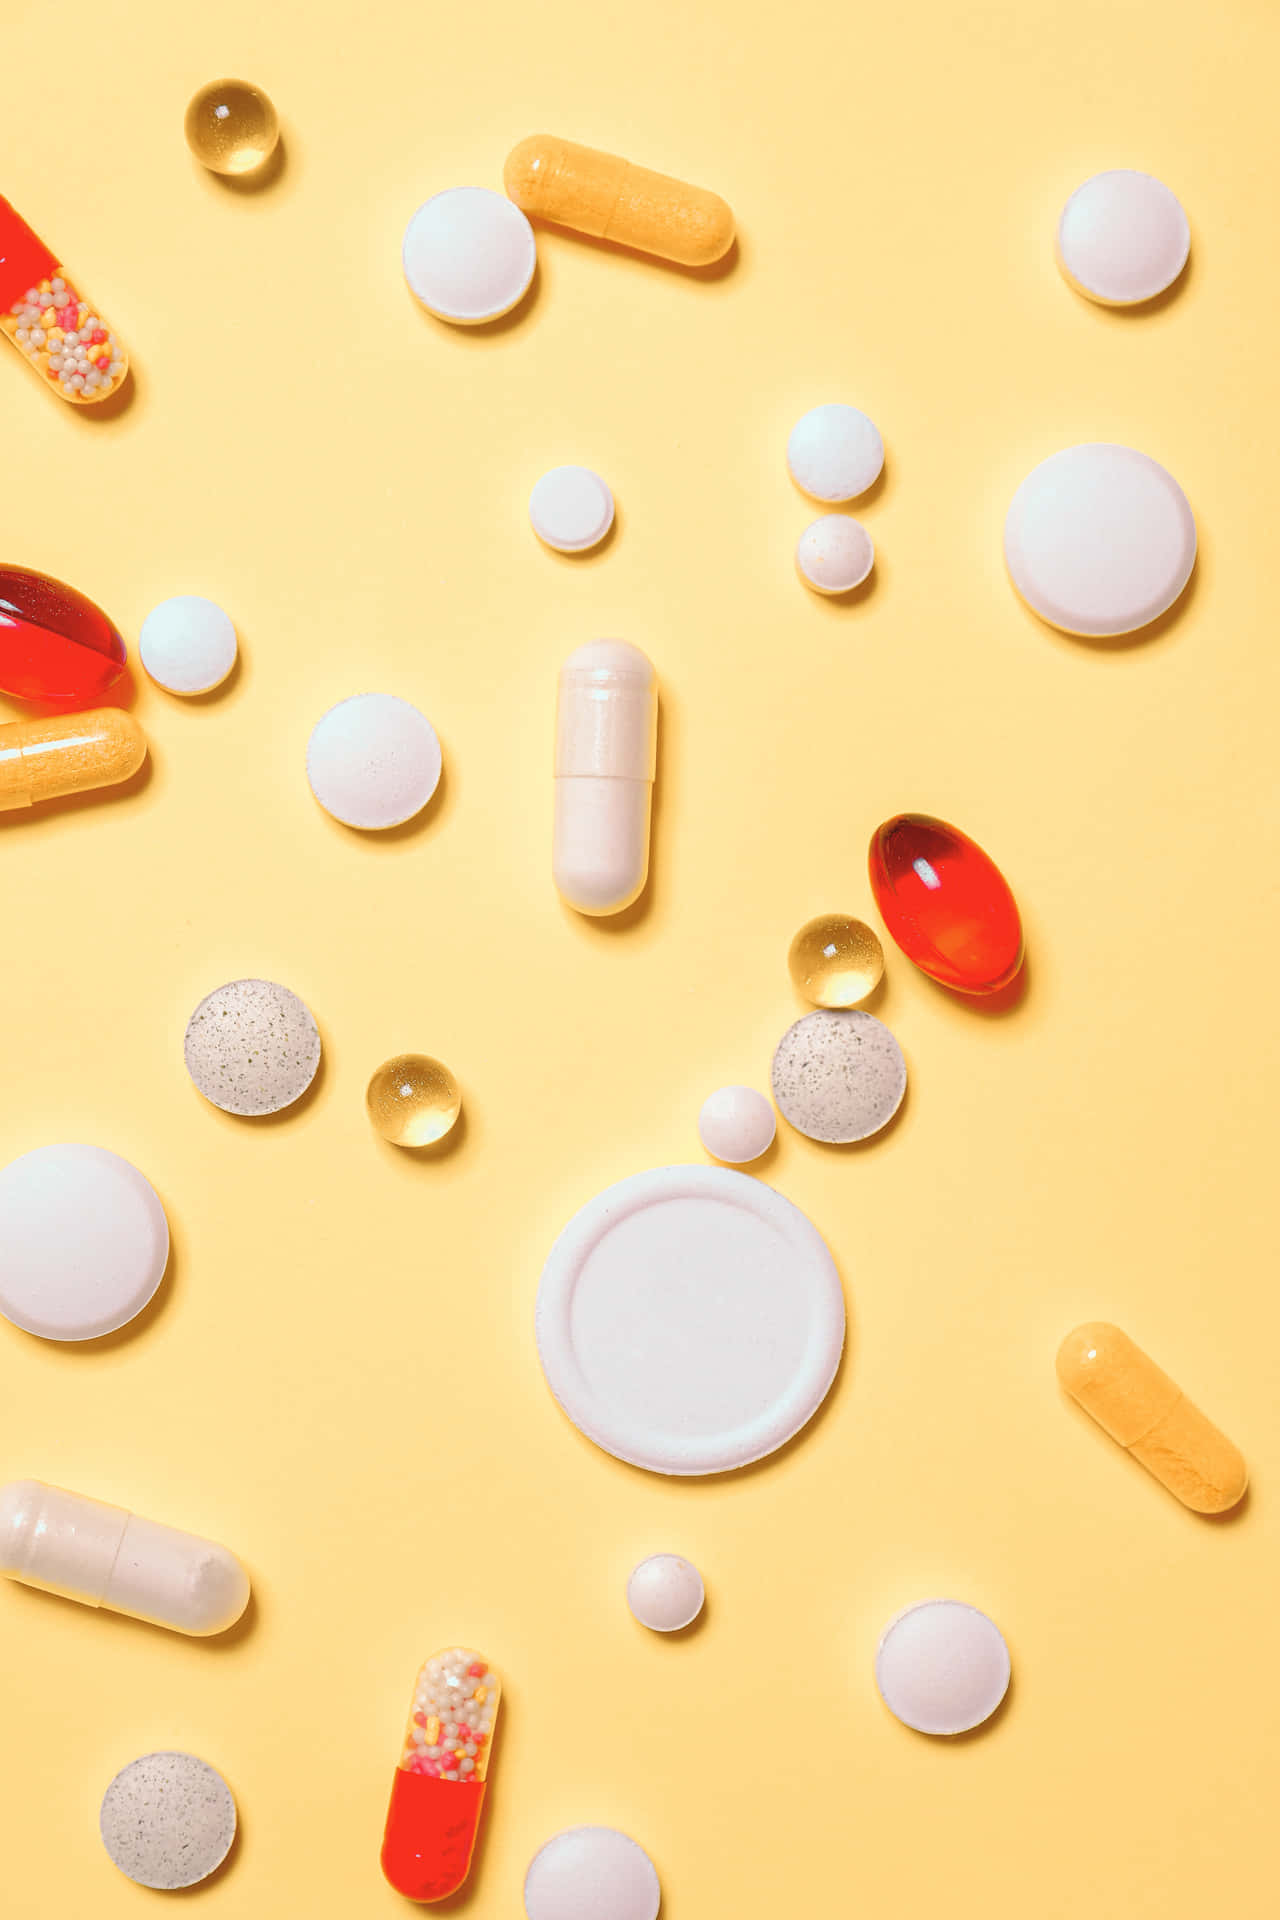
xmin=504 ymin=135 xmax=735 ymax=267
xmin=381 ymin=1648 xmax=500 ymax=1902
xmin=0 ymin=708 xmax=146 ymax=812
xmin=1056 ymin=1322 xmax=1247 ymax=1513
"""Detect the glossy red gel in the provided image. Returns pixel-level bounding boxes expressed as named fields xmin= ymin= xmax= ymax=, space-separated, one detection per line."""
xmin=0 ymin=565 xmax=126 ymax=704
xmin=868 ymin=813 xmax=1023 ymax=995
xmin=381 ymin=1648 xmax=499 ymax=1902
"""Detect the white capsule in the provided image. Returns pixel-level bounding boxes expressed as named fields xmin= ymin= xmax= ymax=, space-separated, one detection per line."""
xmin=553 ymin=640 xmax=657 ymax=916
xmin=0 ymin=1479 xmax=250 ymax=1637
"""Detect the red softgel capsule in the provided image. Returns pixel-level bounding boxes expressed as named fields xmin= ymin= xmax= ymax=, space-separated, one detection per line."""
xmin=868 ymin=813 xmax=1023 ymax=995
xmin=0 ymin=564 xmax=127 ymax=704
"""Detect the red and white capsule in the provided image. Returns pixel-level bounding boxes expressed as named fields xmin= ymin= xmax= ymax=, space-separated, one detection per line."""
xmin=0 ymin=195 xmax=128 ymax=406
xmin=381 ymin=1647 xmax=500 ymax=1902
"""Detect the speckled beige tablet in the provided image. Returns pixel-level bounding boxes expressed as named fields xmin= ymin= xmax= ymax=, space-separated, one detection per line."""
xmin=771 ymin=1009 xmax=906 ymax=1143
xmin=100 ymin=1751 xmax=236 ymax=1890
xmin=184 ymin=978 xmax=321 ymax=1116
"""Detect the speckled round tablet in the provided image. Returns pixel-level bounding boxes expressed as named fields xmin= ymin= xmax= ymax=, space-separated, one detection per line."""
xmin=100 ymin=1751 xmax=236 ymax=1890
xmin=771 ymin=1009 xmax=906 ymax=1143
xmin=184 ymin=978 xmax=321 ymax=1117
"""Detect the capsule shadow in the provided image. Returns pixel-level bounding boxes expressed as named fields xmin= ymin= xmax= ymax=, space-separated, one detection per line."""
xmin=531 ymin=220 xmax=741 ymax=284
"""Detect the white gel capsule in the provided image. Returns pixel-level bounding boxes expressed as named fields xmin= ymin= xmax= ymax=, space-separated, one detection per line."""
xmin=554 ymin=640 xmax=656 ymax=916
xmin=0 ymin=1479 xmax=250 ymax=1637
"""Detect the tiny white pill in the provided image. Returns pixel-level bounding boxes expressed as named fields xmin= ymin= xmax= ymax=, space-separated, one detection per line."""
xmin=697 ymin=1085 xmax=775 ymax=1165
xmin=788 ymin=403 xmax=884 ymax=501
xmin=0 ymin=1145 xmax=168 ymax=1342
xmin=875 ymin=1598 xmax=1011 ymax=1736
xmin=139 ymin=595 xmax=238 ymax=695
xmin=626 ymin=1553 xmax=705 ymax=1632
xmin=1057 ymin=169 xmax=1189 ymax=306
xmin=525 ymin=1827 xmax=660 ymax=1920
xmin=307 ymin=692 xmax=442 ymax=830
xmin=100 ymin=1752 xmax=237 ymax=1889
xmin=796 ymin=515 xmax=874 ymax=596
xmin=403 ymin=187 xmax=536 ymax=325
xmin=529 ymin=465 xmax=615 ymax=552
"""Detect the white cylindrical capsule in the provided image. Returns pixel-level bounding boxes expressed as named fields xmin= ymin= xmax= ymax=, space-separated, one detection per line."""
xmin=554 ymin=640 xmax=657 ymax=916
xmin=0 ymin=1479 xmax=249 ymax=1637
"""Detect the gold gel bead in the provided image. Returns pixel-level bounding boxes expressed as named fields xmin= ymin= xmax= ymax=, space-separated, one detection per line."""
xmin=185 ymin=79 xmax=279 ymax=176
xmin=504 ymin=135 xmax=735 ymax=268
xmin=788 ymin=914 xmax=884 ymax=1007
xmin=0 ymin=709 xmax=146 ymax=812
xmin=367 ymin=1055 xmax=461 ymax=1148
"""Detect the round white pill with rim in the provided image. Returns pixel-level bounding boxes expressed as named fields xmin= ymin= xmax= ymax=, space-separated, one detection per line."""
xmin=530 ymin=466 xmax=615 ymax=552
xmin=788 ymin=403 xmax=884 ymax=502
xmin=307 ymin=692 xmax=442 ymax=830
xmin=0 ymin=1144 xmax=169 ymax=1341
xmin=525 ymin=1827 xmax=660 ymax=1920
xmin=772 ymin=1009 xmax=906 ymax=1144
xmin=185 ymin=978 xmax=321 ymax=1117
xmin=403 ymin=187 xmax=537 ymax=325
xmin=100 ymin=1752 xmax=237 ymax=1890
xmin=139 ymin=596 xmax=238 ymax=695
xmin=1057 ymin=169 xmax=1190 ymax=307
xmin=627 ymin=1554 xmax=705 ymax=1632
xmin=1004 ymin=443 xmax=1196 ymax=637
xmin=796 ymin=515 xmax=874 ymax=595
xmin=875 ymin=1598 xmax=1011 ymax=1736
xmin=697 ymin=1085 xmax=775 ymax=1164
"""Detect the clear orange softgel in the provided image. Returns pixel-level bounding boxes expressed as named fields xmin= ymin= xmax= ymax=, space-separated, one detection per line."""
xmin=0 ymin=195 xmax=128 ymax=405
xmin=381 ymin=1648 xmax=500 ymax=1903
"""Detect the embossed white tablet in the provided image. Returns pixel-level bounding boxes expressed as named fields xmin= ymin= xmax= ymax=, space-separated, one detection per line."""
xmin=403 ymin=187 xmax=536 ymax=325
xmin=875 ymin=1598 xmax=1011 ymax=1736
xmin=530 ymin=466 xmax=615 ymax=552
xmin=1057 ymin=170 xmax=1189 ymax=306
xmin=525 ymin=1828 xmax=660 ymax=1920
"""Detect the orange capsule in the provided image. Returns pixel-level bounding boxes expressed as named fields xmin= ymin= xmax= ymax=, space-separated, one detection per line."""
xmin=504 ymin=135 xmax=734 ymax=268
xmin=381 ymin=1648 xmax=500 ymax=1902
xmin=0 ymin=709 xmax=146 ymax=812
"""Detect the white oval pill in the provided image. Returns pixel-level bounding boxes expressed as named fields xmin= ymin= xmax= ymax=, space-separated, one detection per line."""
xmin=525 ymin=1828 xmax=660 ymax=1920
xmin=139 ymin=596 xmax=238 ymax=695
xmin=1004 ymin=443 xmax=1196 ymax=637
xmin=0 ymin=1144 xmax=169 ymax=1342
xmin=530 ymin=466 xmax=615 ymax=552
xmin=403 ymin=187 xmax=536 ymax=325
xmin=697 ymin=1085 xmax=775 ymax=1165
xmin=875 ymin=1598 xmax=1011 ymax=1736
xmin=796 ymin=515 xmax=874 ymax=595
xmin=788 ymin=403 xmax=884 ymax=502
xmin=307 ymin=692 xmax=442 ymax=830
xmin=1058 ymin=169 xmax=1189 ymax=306
xmin=627 ymin=1553 xmax=705 ymax=1632
xmin=101 ymin=1752 xmax=237 ymax=1889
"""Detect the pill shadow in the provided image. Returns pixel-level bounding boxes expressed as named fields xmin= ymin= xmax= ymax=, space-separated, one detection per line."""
xmin=425 ymin=1705 xmax=506 ymax=1915
xmin=922 ymin=948 xmax=1031 ymax=1019
xmin=373 ymin=1103 xmax=469 ymax=1168
xmin=189 ymin=1032 xmax=328 ymax=1131
xmin=536 ymin=502 xmax=620 ymax=565
xmin=1066 ymin=247 xmax=1192 ymax=319
xmin=1013 ymin=556 xmax=1199 ymax=656
xmin=804 ymin=562 xmax=880 ymax=614
xmin=193 ymin=132 xmax=289 ymax=197
xmin=559 ymin=694 xmax=668 ymax=936
xmin=8 ymin=661 xmax=139 ymax=720
xmin=532 ymin=221 xmax=741 ymax=285
xmin=632 ymin=1590 xmax=710 ymax=1644
xmin=62 ymin=362 xmax=136 ymax=425
xmin=409 ymin=261 xmax=540 ymax=342
xmin=320 ymin=761 xmax=453 ymax=848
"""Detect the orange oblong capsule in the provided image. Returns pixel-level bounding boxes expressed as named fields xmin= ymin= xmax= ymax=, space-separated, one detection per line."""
xmin=504 ymin=135 xmax=735 ymax=268
xmin=0 ymin=709 xmax=146 ymax=813
xmin=381 ymin=1647 xmax=500 ymax=1902
xmin=1 ymin=196 xmax=129 ymax=406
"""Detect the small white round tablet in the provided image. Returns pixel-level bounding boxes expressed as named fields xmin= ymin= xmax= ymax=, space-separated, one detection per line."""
xmin=796 ymin=515 xmax=874 ymax=596
xmin=1004 ymin=443 xmax=1196 ymax=637
xmin=0 ymin=1144 xmax=169 ymax=1342
xmin=1058 ymin=169 xmax=1190 ymax=306
xmin=100 ymin=1751 xmax=237 ymax=1890
xmin=697 ymin=1085 xmax=775 ymax=1165
xmin=788 ymin=403 xmax=884 ymax=502
xmin=139 ymin=596 xmax=238 ymax=695
xmin=627 ymin=1554 xmax=705 ymax=1632
xmin=185 ymin=978 xmax=321 ymax=1117
xmin=307 ymin=692 xmax=442 ymax=830
xmin=529 ymin=466 xmax=615 ymax=552
xmin=403 ymin=186 xmax=536 ymax=325
xmin=525 ymin=1827 xmax=660 ymax=1920
xmin=875 ymin=1598 xmax=1011 ymax=1736
xmin=772 ymin=1009 xmax=906 ymax=1145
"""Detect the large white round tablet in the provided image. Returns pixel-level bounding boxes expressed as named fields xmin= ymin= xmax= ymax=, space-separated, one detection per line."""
xmin=530 ymin=466 xmax=615 ymax=553
xmin=0 ymin=1144 xmax=169 ymax=1341
xmin=139 ymin=596 xmax=238 ymax=695
xmin=536 ymin=1164 xmax=844 ymax=1475
xmin=525 ymin=1827 xmax=660 ymax=1920
xmin=403 ymin=187 xmax=536 ymax=325
xmin=875 ymin=1598 xmax=1011 ymax=1736
xmin=796 ymin=515 xmax=874 ymax=595
xmin=307 ymin=693 xmax=442 ymax=830
xmin=1058 ymin=169 xmax=1190 ymax=306
xmin=788 ymin=403 xmax=884 ymax=502
xmin=1004 ymin=443 xmax=1195 ymax=637
xmin=101 ymin=1752 xmax=237 ymax=1890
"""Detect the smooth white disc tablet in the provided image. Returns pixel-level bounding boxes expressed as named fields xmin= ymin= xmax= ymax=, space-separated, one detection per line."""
xmin=875 ymin=1598 xmax=1011 ymax=1736
xmin=403 ymin=187 xmax=536 ymax=325
xmin=525 ymin=1827 xmax=660 ymax=1920
xmin=530 ymin=466 xmax=615 ymax=552
xmin=307 ymin=692 xmax=442 ymax=829
xmin=1004 ymin=443 xmax=1195 ymax=637
xmin=1058 ymin=169 xmax=1190 ymax=306
xmin=536 ymin=1164 xmax=844 ymax=1476
xmin=796 ymin=515 xmax=874 ymax=595
xmin=627 ymin=1554 xmax=705 ymax=1632
xmin=0 ymin=1144 xmax=169 ymax=1342
xmin=697 ymin=1085 xmax=775 ymax=1164
xmin=139 ymin=596 xmax=238 ymax=695
xmin=788 ymin=403 xmax=884 ymax=502
xmin=101 ymin=1752 xmax=236 ymax=1890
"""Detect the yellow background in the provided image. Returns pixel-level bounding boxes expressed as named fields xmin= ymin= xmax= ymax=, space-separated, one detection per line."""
xmin=4 ymin=0 xmax=1278 ymax=1912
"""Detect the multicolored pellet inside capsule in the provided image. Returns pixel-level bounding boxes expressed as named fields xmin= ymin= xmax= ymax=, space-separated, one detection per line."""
xmin=0 ymin=196 xmax=128 ymax=406
xmin=381 ymin=1648 xmax=500 ymax=1903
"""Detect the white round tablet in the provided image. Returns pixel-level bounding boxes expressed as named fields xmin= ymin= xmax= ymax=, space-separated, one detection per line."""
xmin=184 ymin=978 xmax=321 ymax=1117
xmin=788 ymin=403 xmax=884 ymax=502
xmin=307 ymin=692 xmax=442 ymax=830
xmin=0 ymin=1144 xmax=169 ymax=1342
xmin=530 ymin=466 xmax=615 ymax=553
xmin=1058 ymin=169 xmax=1190 ymax=306
xmin=100 ymin=1751 xmax=236 ymax=1890
xmin=627 ymin=1554 xmax=705 ymax=1632
xmin=1004 ymin=443 xmax=1196 ymax=637
xmin=403 ymin=186 xmax=536 ymax=325
xmin=697 ymin=1085 xmax=775 ymax=1165
xmin=771 ymin=1010 xmax=906 ymax=1145
xmin=139 ymin=596 xmax=238 ymax=695
xmin=796 ymin=515 xmax=874 ymax=596
xmin=875 ymin=1598 xmax=1011 ymax=1736
xmin=525 ymin=1828 xmax=660 ymax=1920
xmin=536 ymin=1164 xmax=844 ymax=1476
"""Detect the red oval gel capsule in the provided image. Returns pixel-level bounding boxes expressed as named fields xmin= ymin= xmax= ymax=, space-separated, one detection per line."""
xmin=868 ymin=813 xmax=1023 ymax=995
xmin=0 ymin=565 xmax=127 ymax=704
xmin=381 ymin=1647 xmax=499 ymax=1902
